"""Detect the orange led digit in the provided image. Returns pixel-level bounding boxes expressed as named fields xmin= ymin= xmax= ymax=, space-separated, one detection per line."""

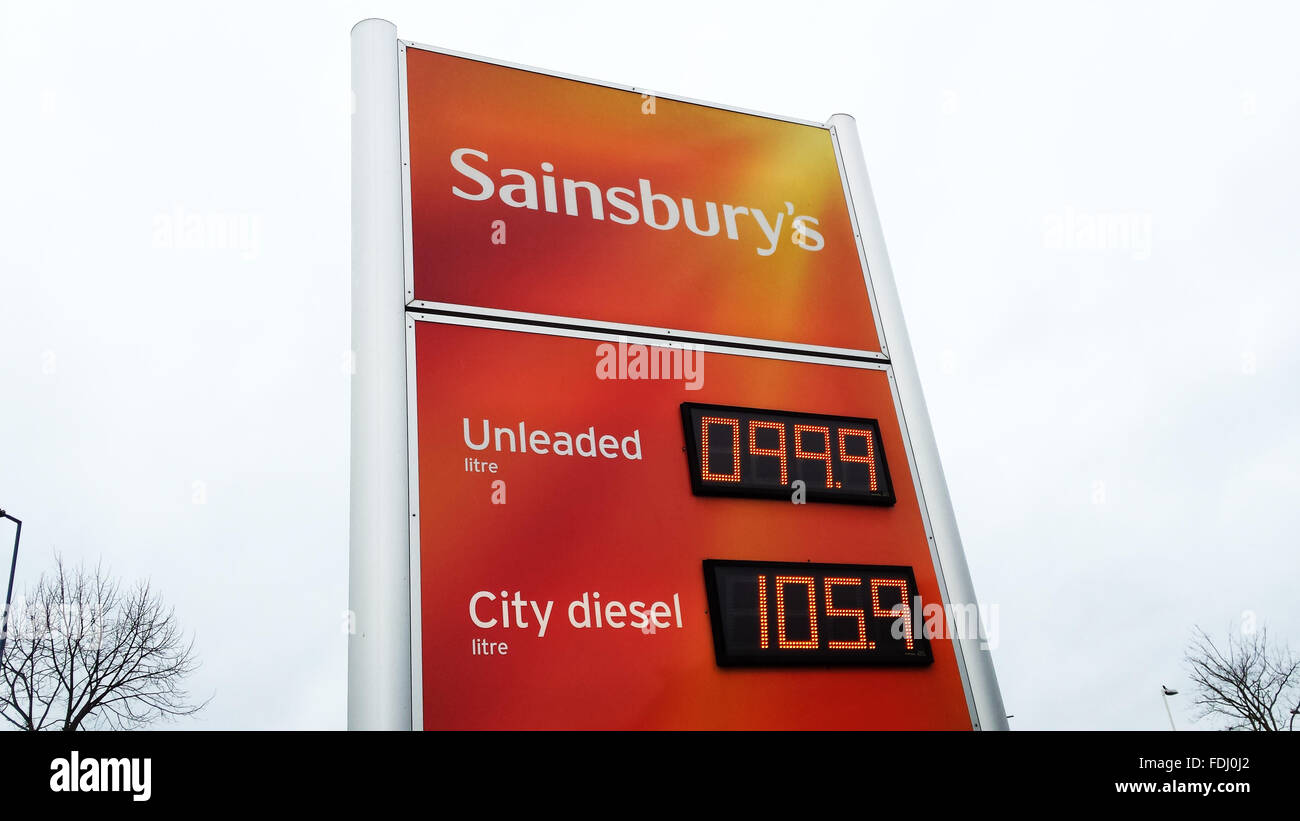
xmin=757 ymin=574 xmax=769 ymax=650
xmin=699 ymin=415 xmax=742 ymax=483
xmin=793 ymin=424 xmax=833 ymax=487
xmin=748 ymin=420 xmax=788 ymax=485
xmin=837 ymin=427 xmax=879 ymax=492
xmin=871 ymin=578 xmax=914 ymax=651
xmin=774 ymin=575 xmax=819 ymax=649
xmin=824 ymin=577 xmax=872 ymax=650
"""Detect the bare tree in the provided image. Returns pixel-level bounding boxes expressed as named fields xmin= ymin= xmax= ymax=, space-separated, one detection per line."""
xmin=1185 ymin=624 xmax=1299 ymax=731
xmin=0 ymin=555 xmax=208 ymax=730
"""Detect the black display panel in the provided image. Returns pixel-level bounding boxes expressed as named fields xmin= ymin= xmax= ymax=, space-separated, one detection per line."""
xmin=681 ymin=403 xmax=895 ymax=506
xmin=702 ymin=560 xmax=932 ymax=667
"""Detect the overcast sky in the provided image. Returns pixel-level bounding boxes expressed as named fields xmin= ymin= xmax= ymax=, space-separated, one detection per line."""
xmin=1 ymin=0 xmax=1297 ymax=730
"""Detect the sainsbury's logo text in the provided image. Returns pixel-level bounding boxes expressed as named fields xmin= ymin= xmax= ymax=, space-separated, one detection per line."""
xmin=450 ymin=147 xmax=825 ymax=257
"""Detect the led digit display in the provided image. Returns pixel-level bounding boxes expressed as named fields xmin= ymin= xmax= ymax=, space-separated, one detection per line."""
xmin=681 ymin=403 xmax=895 ymax=505
xmin=702 ymin=560 xmax=932 ymax=667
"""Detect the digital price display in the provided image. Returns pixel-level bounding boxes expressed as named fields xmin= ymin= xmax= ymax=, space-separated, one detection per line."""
xmin=703 ymin=560 xmax=931 ymax=667
xmin=681 ymin=403 xmax=895 ymax=505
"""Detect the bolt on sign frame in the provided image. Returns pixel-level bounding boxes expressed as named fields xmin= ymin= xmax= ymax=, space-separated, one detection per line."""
xmin=350 ymin=18 xmax=1007 ymax=730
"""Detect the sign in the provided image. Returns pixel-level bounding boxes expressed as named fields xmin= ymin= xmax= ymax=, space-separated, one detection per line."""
xmin=402 ymin=47 xmax=883 ymax=354
xmin=349 ymin=22 xmax=1005 ymax=732
xmin=409 ymin=319 xmax=971 ymax=729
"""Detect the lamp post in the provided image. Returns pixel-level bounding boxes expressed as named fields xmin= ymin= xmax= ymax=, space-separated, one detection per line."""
xmin=0 ymin=509 xmax=21 ymax=664
xmin=1161 ymin=685 xmax=1178 ymax=731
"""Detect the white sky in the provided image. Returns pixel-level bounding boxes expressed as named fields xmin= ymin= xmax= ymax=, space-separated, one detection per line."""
xmin=1 ymin=0 xmax=1297 ymax=730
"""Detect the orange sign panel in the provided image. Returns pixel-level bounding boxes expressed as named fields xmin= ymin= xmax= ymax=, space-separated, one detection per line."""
xmin=405 ymin=47 xmax=881 ymax=352
xmin=413 ymin=320 xmax=970 ymax=729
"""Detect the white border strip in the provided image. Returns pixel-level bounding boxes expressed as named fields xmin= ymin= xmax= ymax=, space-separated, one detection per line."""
xmin=407 ymin=301 xmax=888 ymax=362
xmin=881 ymin=365 xmax=979 ymax=725
xmin=398 ymin=41 xmax=415 ymax=304
xmin=828 ymin=123 xmax=891 ymax=361
xmin=830 ymin=113 xmax=1007 ymax=730
xmin=405 ymin=315 xmax=423 ymax=730
xmin=350 ymin=18 xmax=412 ymax=731
xmin=408 ymin=311 xmax=887 ymax=370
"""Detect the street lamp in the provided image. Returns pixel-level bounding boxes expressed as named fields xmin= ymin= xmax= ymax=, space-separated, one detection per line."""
xmin=1161 ymin=685 xmax=1179 ymax=731
xmin=0 ymin=509 xmax=21 ymax=665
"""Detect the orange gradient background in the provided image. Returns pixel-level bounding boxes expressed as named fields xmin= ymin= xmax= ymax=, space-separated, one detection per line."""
xmin=405 ymin=47 xmax=880 ymax=352
xmin=415 ymin=321 xmax=971 ymax=729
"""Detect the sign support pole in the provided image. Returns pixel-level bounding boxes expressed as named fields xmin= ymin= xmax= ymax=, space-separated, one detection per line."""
xmin=349 ymin=17 xmax=411 ymax=730
xmin=829 ymin=113 xmax=1009 ymax=730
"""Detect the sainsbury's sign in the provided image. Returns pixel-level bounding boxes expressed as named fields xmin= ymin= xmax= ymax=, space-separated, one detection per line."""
xmin=403 ymin=45 xmax=883 ymax=353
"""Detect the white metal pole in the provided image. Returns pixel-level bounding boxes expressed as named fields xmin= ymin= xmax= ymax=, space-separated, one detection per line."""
xmin=349 ymin=18 xmax=411 ymax=730
xmin=828 ymin=113 xmax=1009 ymax=731
xmin=1162 ymin=692 xmax=1177 ymax=730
